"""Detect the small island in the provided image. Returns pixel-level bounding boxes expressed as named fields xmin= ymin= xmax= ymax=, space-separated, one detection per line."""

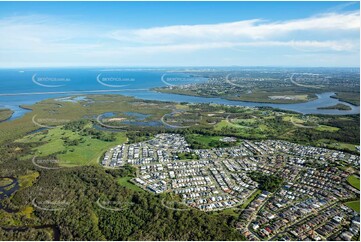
xmin=317 ymin=103 xmax=352 ymax=111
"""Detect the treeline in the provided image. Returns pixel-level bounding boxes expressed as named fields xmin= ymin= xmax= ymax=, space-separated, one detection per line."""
xmin=249 ymin=171 xmax=284 ymax=192
xmin=126 ymin=131 xmax=155 ymax=143
xmin=322 ymin=115 xmax=359 ymax=144
xmin=0 ymin=227 xmax=52 ymax=241
xmin=81 ymin=128 xmax=117 ymax=142
xmin=63 ymin=120 xmax=117 ymax=142
xmin=7 ymin=164 xmax=244 ymax=240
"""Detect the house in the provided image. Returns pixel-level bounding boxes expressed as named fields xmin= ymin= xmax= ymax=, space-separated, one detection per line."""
xmin=340 ymin=232 xmax=353 ymax=241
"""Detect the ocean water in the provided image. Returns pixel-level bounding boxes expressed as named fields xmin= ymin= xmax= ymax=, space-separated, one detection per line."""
xmin=0 ymin=68 xmax=359 ymax=121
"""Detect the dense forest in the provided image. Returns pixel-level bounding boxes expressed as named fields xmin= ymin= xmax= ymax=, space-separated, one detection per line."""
xmin=248 ymin=172 xmax=284 ymax=192
xmin=0 ymin=144 xmax=244 ymax=240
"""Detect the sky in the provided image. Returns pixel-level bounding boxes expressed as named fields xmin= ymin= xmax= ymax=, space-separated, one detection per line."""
xmin=0 ymin=1 xmax=359 ymax=68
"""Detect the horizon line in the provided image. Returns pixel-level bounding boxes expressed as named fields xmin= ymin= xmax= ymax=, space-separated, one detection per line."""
xmin=0 ymin=65 xmax=359 ymax=69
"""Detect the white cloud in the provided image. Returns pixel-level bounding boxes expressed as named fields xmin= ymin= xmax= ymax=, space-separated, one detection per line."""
xmin=0 ymin=11 xmax=359 ymax=67
xmin=109 ymin=11 xmax=360 ymax=43
xmin=81 ymin=40 xmax=357 ymax=57
xmin=0 ymin=15 xmax=100 ymax=52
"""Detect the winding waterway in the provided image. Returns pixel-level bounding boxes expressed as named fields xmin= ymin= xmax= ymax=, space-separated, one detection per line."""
xmin=0 ymin=69 xmax=359 ymax=121
xmin=0 ymin=177 xmax=19 ymax=212
xmin=0 ymin=177 xmax=60 ymax=240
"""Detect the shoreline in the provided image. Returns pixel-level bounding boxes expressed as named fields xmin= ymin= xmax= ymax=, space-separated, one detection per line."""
xmin=0 ymin=109 xmax=14 ymax=123
xmin=152 ymin=88 xmax=320 ymax=105
xmin=0 ymin=90 xmax=360 ymax=125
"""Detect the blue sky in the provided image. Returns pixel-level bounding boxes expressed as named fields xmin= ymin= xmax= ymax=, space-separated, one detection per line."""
xmin=0 ymin=1 xmax=359 ymax=67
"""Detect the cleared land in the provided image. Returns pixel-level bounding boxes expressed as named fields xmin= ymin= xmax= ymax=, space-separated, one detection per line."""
xmin=117 ymin=177 xmax=144 ymax=192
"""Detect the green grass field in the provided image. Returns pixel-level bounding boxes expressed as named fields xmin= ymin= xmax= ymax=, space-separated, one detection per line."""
xmin=347 ymin=175 xmax=360 ymax=190
xmin=345 ymin=200 xmax=360 ymax=213
xmin=16 ymin=126 xmax=127 ymax=166
xmin=316 ymin=139 xmax=358 ymax=153
xmin=232 ymin=118 xmax=257 ymax=125
xmin=214 ymin=120 xmax=231 ymax=130
xmin=186 ymin=134 xmax=241 ymax=149
xmin=117 ymin=177 xmax=144 ymax=192
xmin=188 ymin=134 xmax=224 ymax=145
xmin=217 ymin=119 xmax=252 ymax=129
xmin=283 ymin=115 xmax=305 ymax=124
xmin=315 ymin=125 xmax=339 ymax=132
xmin=214 ymin=120 xmax=267 ymax=139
